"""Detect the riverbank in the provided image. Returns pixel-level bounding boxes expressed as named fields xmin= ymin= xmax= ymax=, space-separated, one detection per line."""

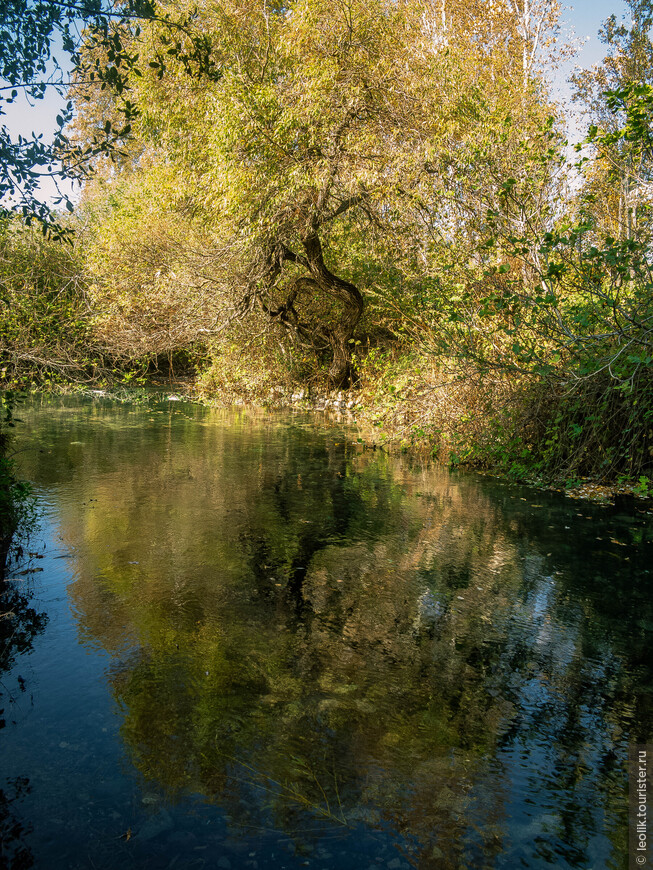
xmin=192 ymin=363 xmax=653 ymax=506
xmin=5 ymin=358 xmax=653 ymax=507
xmin=62 ymin=373 xmax=653 ymax=508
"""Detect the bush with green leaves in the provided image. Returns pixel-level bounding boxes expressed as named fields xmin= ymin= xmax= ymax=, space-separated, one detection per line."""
xmin=0 ymin=217 xmax=104 ymax=387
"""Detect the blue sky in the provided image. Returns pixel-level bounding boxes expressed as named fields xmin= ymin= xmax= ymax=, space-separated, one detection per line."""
xmin=567 ymin=0 xmax=628 ymax=67
xmin=555 ymin=1 xmax=629 ymax=135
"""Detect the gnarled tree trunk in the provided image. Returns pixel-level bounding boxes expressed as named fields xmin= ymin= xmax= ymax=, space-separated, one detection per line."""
xmin=301 ymin=230 xmax=363 ymax=388
xmin=257 ymin=228 xmax=364 ymax=389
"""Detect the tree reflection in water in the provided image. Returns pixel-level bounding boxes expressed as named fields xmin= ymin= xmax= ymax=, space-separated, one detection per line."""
xmin=17 ymin=400 xmax=650 ymax=868
xmin=1 ymin=580 xmax=48 ymax=869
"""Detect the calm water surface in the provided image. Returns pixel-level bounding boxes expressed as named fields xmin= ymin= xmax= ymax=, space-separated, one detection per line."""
xmin=1 ymin=395 xmax=652 ymax=869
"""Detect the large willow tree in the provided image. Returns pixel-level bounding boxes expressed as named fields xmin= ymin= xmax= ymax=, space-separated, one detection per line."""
xmin=75 ymin=0 xmax=562 ymax=387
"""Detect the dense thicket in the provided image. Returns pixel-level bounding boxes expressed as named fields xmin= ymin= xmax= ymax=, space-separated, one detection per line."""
xmin=2 ymin=0 xmax=653 ymax=486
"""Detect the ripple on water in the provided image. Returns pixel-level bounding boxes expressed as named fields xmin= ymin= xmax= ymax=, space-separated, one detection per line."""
xmin=2 ymin=395 xmax=651 ymax=869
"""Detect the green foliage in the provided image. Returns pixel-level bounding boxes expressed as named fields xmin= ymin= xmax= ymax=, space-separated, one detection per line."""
xmin=634 ymin=474 xmax=653 ymax=498
xmin=198 ymin=331 xmax=314 ymax=405
xmin=434 ymin=370 xmax=653 ymax=483
xmin=0 ymin=216 xmax=105 ymax=386
xmin=0 ymin=0 xmax=225 ymax=228
xmin=0 ymin=1 xmax=161 ymax=225
xmin=395 ymin=79 xmax=653 ymax=483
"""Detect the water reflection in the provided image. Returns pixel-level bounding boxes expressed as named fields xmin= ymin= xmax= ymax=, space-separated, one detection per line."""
xmin=11 ymin=396 xmax=653 ymax=868
xmin=0 ymin=577 xmax=48 ymax=869
xmin=0 ymin=775 xmax=34 ymax=869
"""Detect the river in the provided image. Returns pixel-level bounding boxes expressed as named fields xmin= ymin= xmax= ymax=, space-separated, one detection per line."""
xmin=1 ymin=394 xmax=652 ymax=869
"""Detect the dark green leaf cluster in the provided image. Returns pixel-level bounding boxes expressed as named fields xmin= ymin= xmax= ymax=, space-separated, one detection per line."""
xmin=0 ymin=1 xmax=157 ymax=227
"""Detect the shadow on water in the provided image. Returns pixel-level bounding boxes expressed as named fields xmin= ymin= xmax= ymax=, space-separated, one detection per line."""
xmin=3 ymin=394 xmax=653 ymax=869
xmin=0 ymin=577 xmax=48 ymax=869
